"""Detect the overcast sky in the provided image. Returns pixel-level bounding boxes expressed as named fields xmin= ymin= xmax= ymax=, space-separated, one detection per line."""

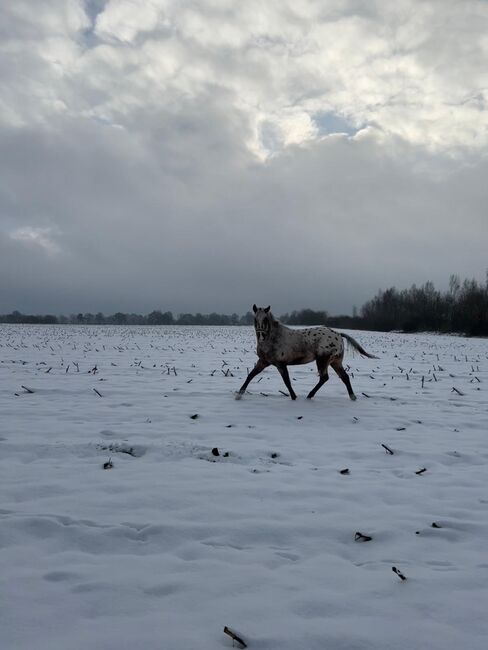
xmin=1 ymin=0 xmax=487 ymax=316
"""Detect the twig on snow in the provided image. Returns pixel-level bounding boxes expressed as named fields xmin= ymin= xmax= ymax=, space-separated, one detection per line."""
xmin=392 ymin=566 xmax=407 ymax=581
xmin=223 ymin=626 xmax=247 ymax=648
xmin=381 ymin=443 xmax=394 ymax=455
xmin=355 ymin=531 xmax=372 ymax=542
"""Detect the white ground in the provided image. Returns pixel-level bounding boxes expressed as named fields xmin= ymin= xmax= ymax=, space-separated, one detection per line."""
xmin=1 ymin=325 xmax=487 ymax=650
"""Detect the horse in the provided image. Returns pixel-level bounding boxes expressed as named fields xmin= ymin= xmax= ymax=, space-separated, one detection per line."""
xmin=236 ymin=305 xmax=378 ymax=401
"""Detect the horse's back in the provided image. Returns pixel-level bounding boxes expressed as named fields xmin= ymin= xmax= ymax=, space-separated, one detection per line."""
xmin=283 ymin=325 xmax=344 ymax=362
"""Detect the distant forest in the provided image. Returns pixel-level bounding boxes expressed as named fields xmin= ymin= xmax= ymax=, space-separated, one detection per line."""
xmin=1 ymin=275 xmax=487 ymax=336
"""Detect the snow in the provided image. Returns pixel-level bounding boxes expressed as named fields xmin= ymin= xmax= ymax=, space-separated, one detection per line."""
xmin=1 ymin=324 xmax=487 ymax=650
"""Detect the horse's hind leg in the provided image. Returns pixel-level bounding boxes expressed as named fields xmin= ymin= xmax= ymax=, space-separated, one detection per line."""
xmin=331 ymin=359 xmax=356 ymax=401
xmin=306 ymin=355 xmax=330 ymax=399
xmin=276 ymin=364 xmax=297 ymax=400
xmin=236 ymin=358 xmax=270 ymax=399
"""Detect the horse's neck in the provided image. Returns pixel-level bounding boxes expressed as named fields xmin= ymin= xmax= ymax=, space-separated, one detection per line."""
xmin=268 ymin=317 xmax=284 ymax=338
xmin=273 ymin=320 xmax=294 ymax=340
xmin=273 ymin=320 xmax=287 ymax=338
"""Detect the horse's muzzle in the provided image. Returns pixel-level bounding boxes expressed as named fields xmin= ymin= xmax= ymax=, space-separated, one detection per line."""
xmin=256 ymin=330 xmax=268 ymax=342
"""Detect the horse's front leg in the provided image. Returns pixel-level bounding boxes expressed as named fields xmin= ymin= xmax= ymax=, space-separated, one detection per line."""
xmin=276 ymin=364 xmax=297 ymax=400
xmin=235 ymin=359 xmax=270 ymax=399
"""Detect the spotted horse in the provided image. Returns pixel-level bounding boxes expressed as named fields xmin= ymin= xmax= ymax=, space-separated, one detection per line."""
xmin=236 ymin=305 xmax=378 ymax=401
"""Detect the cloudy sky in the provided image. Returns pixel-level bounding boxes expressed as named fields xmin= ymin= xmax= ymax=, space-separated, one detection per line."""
xmin=1 ymin=0 xmax=487 ymax=316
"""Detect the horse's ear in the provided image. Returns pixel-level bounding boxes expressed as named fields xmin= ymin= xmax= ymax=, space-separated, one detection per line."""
xmin=264 ymin=306 xmax=270 ymax=313
xmin=252 ymin=304 xmax=258 ymax=313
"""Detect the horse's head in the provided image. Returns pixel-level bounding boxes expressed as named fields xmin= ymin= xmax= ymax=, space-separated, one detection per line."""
xmin=253 ymin=304 xmax=273 ymax=343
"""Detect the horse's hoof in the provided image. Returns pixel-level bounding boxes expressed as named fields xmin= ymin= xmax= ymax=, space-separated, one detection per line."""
xmin=350 ymin=394 xmax=357 ymax=401
xmin=306 ymin=395 xmax=313 ymax=400
xmin=291 ymin=395 xmax=297 ymax=401
xmin=235 ymin=393 xmax=243 ymax=401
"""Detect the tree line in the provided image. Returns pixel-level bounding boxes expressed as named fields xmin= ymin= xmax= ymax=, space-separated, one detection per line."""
xmin=1 ymin=274 xmax=487 ymax=335
xmin=359 ymin=275 xmax=488 ymax=336
xmin=0 ymin=310 xmax=253 ymax=326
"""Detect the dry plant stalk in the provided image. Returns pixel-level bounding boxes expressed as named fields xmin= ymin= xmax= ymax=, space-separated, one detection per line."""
xmin=223 ymin=626 xmax=247 ymax=648
xmin=392 ymin=566 xmax=407 ymax=581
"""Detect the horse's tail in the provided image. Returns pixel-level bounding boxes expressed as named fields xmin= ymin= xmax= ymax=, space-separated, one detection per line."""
xmin=340 ymin=333 xmax=378 ymax=359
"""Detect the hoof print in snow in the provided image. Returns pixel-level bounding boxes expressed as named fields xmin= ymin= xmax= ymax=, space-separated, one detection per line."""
xmin=212 ymin=447 xmax=220 ymax=456
xmin=103 ymin=458 xmax=113 ymax=470
xmin=223 ymin=626 xmax=247 ymax=648
xmin=190 ymin=413 xmax=199 ymax=419
xmin=355 ymin=531 xmax=372 ymax=542
xmin=431 ymin=522 xmax=442 ymax=528
xmin=392 ymin=566 xmax=407 ymax=581
xmin=97 ymin=443 xmax=144 ymax=458
xmin=340 ymin=468 xmax=350 ymax=475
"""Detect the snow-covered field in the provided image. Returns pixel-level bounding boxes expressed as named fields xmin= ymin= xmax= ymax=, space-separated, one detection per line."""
xmin=1 ymin=324 xmax=487 ymax=650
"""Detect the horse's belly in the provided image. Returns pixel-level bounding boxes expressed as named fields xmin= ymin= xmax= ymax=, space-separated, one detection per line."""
xmin=288 ymin=352 xmax=316 ymax=365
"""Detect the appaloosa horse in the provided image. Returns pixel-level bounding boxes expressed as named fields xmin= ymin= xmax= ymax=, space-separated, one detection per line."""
xmin=236 ymin=305 xmax=377 ymax=400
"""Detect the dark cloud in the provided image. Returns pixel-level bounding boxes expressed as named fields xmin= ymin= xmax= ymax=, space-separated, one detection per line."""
xmin=0 ymin=1 xmax=487 ymax=315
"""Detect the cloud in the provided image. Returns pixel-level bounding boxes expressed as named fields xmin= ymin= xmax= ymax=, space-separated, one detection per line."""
xmin=9 ymin=226 xmax=61 ymax=257
xmin=0 ymin=1 xmax=487 ymax=314
xmin=2 ymin=0 xmax=488 ymax=154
